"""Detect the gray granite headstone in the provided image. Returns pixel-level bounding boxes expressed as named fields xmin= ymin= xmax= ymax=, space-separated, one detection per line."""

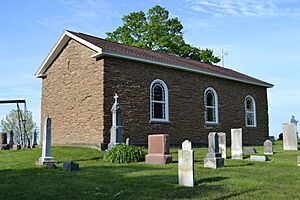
xmin=231 ymin=128 xmax=243 ymax=159
xmin=178 ymin=140 xmax=194 ymax=187
xmin=36 ymin=117 xmax=56 ymax=165
xmin=264 ymin=140 xmax=273 ymax=155
xmin=282 ymin=123 xmax=298 ymax=150
xmin=243 ymin=147 xmax=257 ymax=155
xmin=218 ymin=132 xmax=226 ymax=159
xmin=204 ymin=132 xmax=224 ymax=169
xmin=32 ymin=130 xmax=38 ymax=148
xmin=63 ymin=161 xmax=79 ymax=171
xmin=108 ymin=94 xmax=124 ymax=150
xmin=250 ymin=155 xmax=268 ymax=162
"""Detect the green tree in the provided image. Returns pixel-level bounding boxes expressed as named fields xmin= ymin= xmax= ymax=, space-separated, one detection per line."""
xmin=106 ymin=5 xmax=220 ymax=64
xmin=0 ymin=109 xmax=36 ymax=145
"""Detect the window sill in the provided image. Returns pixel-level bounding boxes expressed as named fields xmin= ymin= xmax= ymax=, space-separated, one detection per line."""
xmin=205 ymin=122 xmax=219 ymax=127
xmin=149 ymin=119 xmax=170 ymax=124
xmin=246 ymin=125 xmax=257 ymax=128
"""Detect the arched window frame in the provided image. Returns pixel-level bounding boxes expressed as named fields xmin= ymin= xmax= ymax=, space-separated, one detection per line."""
xmin=204 ymin=87 xmax=218 ymax=124
xmin=150 ymin=79 xmax=169 ymax=122
xmin=245 ymin=95 xmax=256 ymax=127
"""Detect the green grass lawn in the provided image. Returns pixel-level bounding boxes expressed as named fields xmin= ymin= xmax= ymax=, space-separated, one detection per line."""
xmin=0 ymin=140 xmax=299 ymax=200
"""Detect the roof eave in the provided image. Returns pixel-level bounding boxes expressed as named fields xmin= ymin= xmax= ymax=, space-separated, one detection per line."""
xmin=92 ymin=51 xmax=274 ymax=88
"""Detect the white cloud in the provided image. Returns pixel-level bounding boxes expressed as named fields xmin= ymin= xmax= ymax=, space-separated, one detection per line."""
xmin=184 ymin=0 xmax=299 ymax=17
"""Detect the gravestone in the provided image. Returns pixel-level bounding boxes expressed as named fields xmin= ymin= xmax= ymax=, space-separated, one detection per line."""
xmin=264 ymin=140 xmax=273 ymax=155
xmin=178 ymin=140 xmax=194 ymax=187
xmin=297 ymin=156 xmax=300 ymax=166
xmin=36 ymin=117 xmax=56 ymax=165
xmin=145 ymin=134 xmax=172 ymax=164
xmin=243 ymin=147 xmax=257 ymax=155
xmin=9 ymin=130 xmax=14 ymax=146
xmin=218 ymin=132 xmax=226 ymax=159
xmin=290 ymin=115 xmax=298 ymax=128
xmin=63 ymin=161 xmax=80 ymax=171
xmin=282 ymin=123 xmax=298 ymax=150
xmin=250 ymin=155 xmax=268 ymax=162
xmin=32 ymin=130 xmax=38 ymax=148
xmin=0 ymin=133 xmax=7 ymax=144
xmin=231 ymin=128 xmax=243 ymax=159
xmin=108 ymin=94 xmax=124 ymax=150
xmin=278 ymin=133 xmax=283 ymax=140
xmin=204 ymin=132 xmax=224 ymax=169
xmin=12 ymin=144 xmax=21 ymax=150
xmin=126 ymin=138 xmax=130 ymax=145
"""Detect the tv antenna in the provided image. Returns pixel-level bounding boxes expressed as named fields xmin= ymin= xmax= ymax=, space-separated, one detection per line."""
xmin=220 ymin=49 xmax=228 ymax=67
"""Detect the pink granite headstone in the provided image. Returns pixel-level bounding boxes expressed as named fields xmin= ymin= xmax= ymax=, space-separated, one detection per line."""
xmin=145 ymin=134 xmax=172 ymax=164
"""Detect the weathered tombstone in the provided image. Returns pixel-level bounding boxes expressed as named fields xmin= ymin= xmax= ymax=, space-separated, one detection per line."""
xmin=204 ymin=132 xmax=224 ymax=169
xmin=218 ymin=132 xmax=226 ymax=159
xmin=250 ymin=155 xmax=268 ymax=162
xmin=108 ymin=94 xmax=124 ymax=150
xmin=63 ymin=161 xmax=80 ymax=171
xmin=278 ymin=133 xmax=283 ymax=140
xmin=9 ymin=130 xmax=14 ymax=146
xmin=0 ymin=133 xmax=7 ymax=144
xmin=264 ymin=140 xmax=273 ymax=155
xmin=282 ymin=123 xmax=298 ymax=150
xmin=32 ymin=130 xmax=38 ymax=148
xmin=231 ymin=128 xmax=243 ymax=160
xmin=145 ymin=134 xmax=172 ymax=164
xmin=243 ymin=147 xmax=257 ymax=155
xmin=36 ymin=117 xmax=56 ymax=165
xmin=297 ymin=156 xmax=300 ymax=166
xmin=12 ymin=144 xmax=21 ymax=150
xmin=178 ymin=140 xmax=194 ymax=187
xmin=126 ymin=138 xmax=130 ymax=145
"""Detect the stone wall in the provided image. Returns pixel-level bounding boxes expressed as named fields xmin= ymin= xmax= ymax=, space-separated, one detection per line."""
xmin=103 ymin=57 xmax=269 ymax=147
xmin=40 ymin=39 xmax=105 ymax=148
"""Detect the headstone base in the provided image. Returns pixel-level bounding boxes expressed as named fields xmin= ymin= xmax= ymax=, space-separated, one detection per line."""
xmin=145 ymin=154 xmax=172 ymax=164
xmin=250 ymin=155 xmax=268 ymax=162
xmin=204 ymin=154 xmax=224 ymax=169
xmin=36 ymin=157 xmax=56 ymax=166
xmin=231 ymin=152 xmax=243 ymax=160
xmin=283 ymin=146 xmax=298 ymax=151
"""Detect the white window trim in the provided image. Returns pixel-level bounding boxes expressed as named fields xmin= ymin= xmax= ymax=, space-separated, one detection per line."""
xmin=204 ymin=87 xmax=219 ymax=124
xmin=245 ymin=95 xmax=257 ymax=127
xmin=150 ymin=79 xmax=169 ymax=122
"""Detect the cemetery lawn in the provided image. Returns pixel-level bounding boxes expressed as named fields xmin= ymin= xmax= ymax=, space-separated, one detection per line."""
xmin=0 ymin=141 xmax=299 ymax=200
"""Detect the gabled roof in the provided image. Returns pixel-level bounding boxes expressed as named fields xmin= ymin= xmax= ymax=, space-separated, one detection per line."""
xmin=35 ymin=30 xmax=273 ymax=88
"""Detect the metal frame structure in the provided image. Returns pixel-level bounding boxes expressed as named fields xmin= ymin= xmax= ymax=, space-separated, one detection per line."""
xmin=0 ymin=100 xmax=29 ymax=147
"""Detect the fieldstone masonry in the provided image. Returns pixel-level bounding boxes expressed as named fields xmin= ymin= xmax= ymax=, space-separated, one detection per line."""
xmin=264 ymin=140 xmax=273 ymax=155
xmin=37 ymin=117 xmax=56 ymax=165
xmin=282 ymin=123 xmax=298 ymax=150
xmin=204 ymin=132 xmax=224 ymax=169
xmin=231 ymin=128 xmax=243 ymax=160
xmin=145 ymin=134 xmax=172 ymax=164
xmin=108 ymin=94 xmax=124 ymax=150
xmin=178 ymin=140 xmax=194 ymax=187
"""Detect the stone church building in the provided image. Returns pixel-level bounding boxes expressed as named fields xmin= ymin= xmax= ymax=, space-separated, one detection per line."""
xmin=35 ymin=30 xmax=273 ymax=149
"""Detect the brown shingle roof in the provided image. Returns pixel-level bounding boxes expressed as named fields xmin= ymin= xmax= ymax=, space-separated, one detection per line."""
xmin=68 ymin=30 xmax=272 ymax=88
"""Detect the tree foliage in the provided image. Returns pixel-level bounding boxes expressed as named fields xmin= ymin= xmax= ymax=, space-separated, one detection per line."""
xmin=106 ymin=5 xmax=220 ymax=63
xmin=0 ymin=109 xmax=36 ymax=145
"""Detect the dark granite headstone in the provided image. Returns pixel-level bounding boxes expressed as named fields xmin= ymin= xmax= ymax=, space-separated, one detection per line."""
xmin=0 ymin=133 xmax=7 ymax=144
xmin=278 ymin=133 xmax=283 ymax=140
xmin=63 ymin=161 xmax=80 ymax=171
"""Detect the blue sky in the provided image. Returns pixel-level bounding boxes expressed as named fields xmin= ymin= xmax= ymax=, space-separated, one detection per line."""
xmin=1 ymin=0 xmax=299 ymax=138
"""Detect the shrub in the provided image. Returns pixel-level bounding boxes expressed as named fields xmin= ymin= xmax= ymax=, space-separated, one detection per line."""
xmin=104 ymin=144 xmax=146 ymax=163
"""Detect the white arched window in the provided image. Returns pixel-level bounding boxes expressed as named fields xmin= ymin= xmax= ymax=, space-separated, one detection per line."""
xmin=204 ymin=87 xmax=218 ymax=124
xmin=150 ymin=79 xmax=169 ymax=122
xmin=245 ymin=95 xmax=256 ymax=127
